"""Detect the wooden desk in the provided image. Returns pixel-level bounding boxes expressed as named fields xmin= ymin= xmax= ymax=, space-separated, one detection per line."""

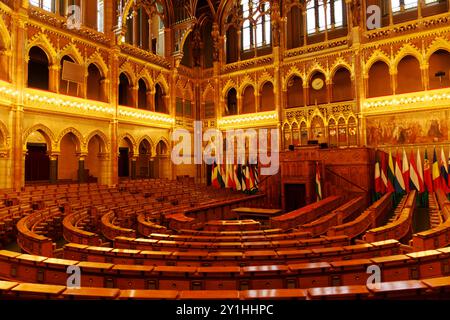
xmin=308 ymin=285 xmax=370 ymax=299
xmin=232 ymin=207 xmax=283 ymax=219
xmin=178 ymin=290 xmax=239 ymax=300
xmin=63 ymin=287 xmax=120 ymax=299
xmin=242 ymin=289 xmax=307 ymax=300
xmin=119 ymin=289 xmax=178 ymax=300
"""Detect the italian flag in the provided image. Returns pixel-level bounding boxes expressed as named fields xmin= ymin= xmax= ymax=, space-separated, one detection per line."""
xmin=315 ymin=161 xmax=322 ymax=201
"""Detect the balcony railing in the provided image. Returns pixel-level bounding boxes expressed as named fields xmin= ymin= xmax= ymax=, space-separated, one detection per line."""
xmin=24 ymin=88 xmax=114 ymax=118
xmin=362 ymin=88 xmax=450 ymax=115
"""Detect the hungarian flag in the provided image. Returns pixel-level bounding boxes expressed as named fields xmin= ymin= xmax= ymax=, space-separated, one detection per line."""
xmin=424 ymin=149 xmax=434 ymax=193
xmin=374 ymin=151 xmax=382 ymax=194
xmin=410 ymin=149 xmax=422 ymax=193
xmin=315 ymin=161 xmax=322 ymax=201
xmin=440 ymin=147 xmax=449 ymax=193
xmin=387 ymin=150 xmax=396 ymax=193
xmin=380 ymin=151 xmax=388 ymax=193
xmin=402 ymin=149 xmax=410 ymax=192
xmin=394 ymin=150 xmax=406 ymax=193
xmin=432 ymin=148 xmax=441 ymax=191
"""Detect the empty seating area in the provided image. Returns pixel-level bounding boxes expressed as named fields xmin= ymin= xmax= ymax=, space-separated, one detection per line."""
xmin=1 ymin=180 xmax=450 ymax=300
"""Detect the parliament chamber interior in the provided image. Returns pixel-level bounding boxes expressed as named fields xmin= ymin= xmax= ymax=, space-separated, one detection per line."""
xmin=0 ymin=0 xmax=450 ymax=302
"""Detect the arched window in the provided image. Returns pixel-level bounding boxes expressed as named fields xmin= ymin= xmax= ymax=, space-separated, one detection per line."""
xmin=429 ymin=49 xmax=450 ymax=89
xmin=60 ymin=55 xmax=79 ymax=97
xmin=287 ymin=76 xmax=304 ymax=108
xmin=242 ymin=85 xmax=255 ymax=114
xmin=307 ymin=0 xmax=344 ymax=35
xmin=241 ymin=0 xmax=271 ymax=51
xmin=309 ymin=71 xmax=327 ymax=105
xmin=118 ymin=73 xmax=133 ymax=107
xmin=87 ymin=64 xmax=105 ymax=102
xmin=29 ymin=0 xmax=55 ymax=12
xmin=391 ymin=0 xmax=438 ymax=12
xmin=124 ymin=2 xmax=165 ymax=56
xmin=332 ymin=67 xmax=352 ymax=102
xmin=368 ymin=61 xmax=391 ymax=98
xmin=138 ymin=79 xmax=148 ymax=109
xmin=28 ymin=46 xmax=49 ymax=90
xmin=260 ymin=82 xmax=275 ymax=111
xmin=226 ymin=88 xmax=237 ymax=116
xmin=155 ymin=83 xmax=166 ymax=113
xmin=396 ymin=55 xmax=422 ymax=94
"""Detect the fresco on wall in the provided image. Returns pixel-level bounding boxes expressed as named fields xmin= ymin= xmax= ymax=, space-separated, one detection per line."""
xmin=366 ymin=110 xmax=449 ymax=146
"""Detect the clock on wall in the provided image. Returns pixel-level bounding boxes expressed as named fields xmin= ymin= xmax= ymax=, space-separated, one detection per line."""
xmin=311 ymin=77 xmax=324 ymax=90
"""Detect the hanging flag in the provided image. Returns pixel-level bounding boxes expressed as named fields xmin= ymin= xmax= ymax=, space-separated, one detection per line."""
xmin=416 ymin=149 xmax=425 ymax=193
xmin=432 ymin=148 xmax=441 ymax=191
xmin=394 ymin=150 xmax=406 ymax=193
xmin=237 ymin=164 xmax=246 ymax=191
xmin=253 ymin=164 xmax=260 ymax=188
xmin=227 ymin=164 xmax=236 ymax=189
xmin=410 ymin=149 xmax=421 ymax=193
xmin=217 ymin=164 xmax=225 ymax=188
xmin=315 ymin=161 xmax=322 ymax=201
xmin=234 ymin=164 xmax=241 ymax=191
xmin=440 ymin=147 xmax=449 ymax=193
xmin=374 ymin=151 xmax=382 ymax=195
xmin=402 ymin=149 xmax=410 ymax=192
xmin=380 ymin=151 xmax=388 ymax=194
xmin=387 ymin=150 xmax=396 ymax=193
xmin=448 ymin=149 xmax=450 ymax=189
xmin=424 ymin=149 xmax=434 ymax=193
xmin=211 ymin=162 xmax=220 ymax=188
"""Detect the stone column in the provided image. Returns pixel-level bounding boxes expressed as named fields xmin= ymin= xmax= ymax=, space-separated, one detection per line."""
xmin=49 ymin=153 xmax=59 ymax=184
xmin=77 ymin=153 xmax=87 ymax=183
xmin=49 ymin=64 xmax=60 ymax=93
xmin=130 ymin=156 xmax=137 ymax=179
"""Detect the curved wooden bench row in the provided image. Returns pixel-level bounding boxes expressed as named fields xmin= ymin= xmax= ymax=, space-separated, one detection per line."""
xmin=165 ymin=194 xmax=266 ymax=231
xmin=16 ymin=207 xmax=65 ymax=257
xmin=175 ymin=228 xmax=284 ymax=236
xmin=112 ymin=234 xmax=350 ymax=252
xmin=100 ymin=211 xmax=136 ymax=241
xmin=3 ymin=276 xmax=450 ymax=299
xmin=62 ymin=209 xmax=102 ymax=246
xmin=364 ymin=191 xmax=417 ymax=243
xmin=299 ymin=197 xmax=365 ymax=237
xmin=63 ymin=239 xmax=403 ymax=267
xmin=0 ymin=203 xmax=33 ymax=241
xmin=204 ymin=219 xmax=261 ymax=232
xmin=1 ymin=247 xmax=449 ymax=290
xmin=412 ymin=190 xmax=450 ymax=251
xmin=327 ymin=192 xmax=393 ymax=238
xmin=270 ymin=196 xmax=342 ymax=230
xmin=143 ymin=230 xmax=311 ymax=243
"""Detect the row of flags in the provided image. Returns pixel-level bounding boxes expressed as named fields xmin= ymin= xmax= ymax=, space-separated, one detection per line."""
xmin=211 ymin=163 xmax=259 ymax=193
xmin=374 ymin=147 xmax=450 ymax=196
